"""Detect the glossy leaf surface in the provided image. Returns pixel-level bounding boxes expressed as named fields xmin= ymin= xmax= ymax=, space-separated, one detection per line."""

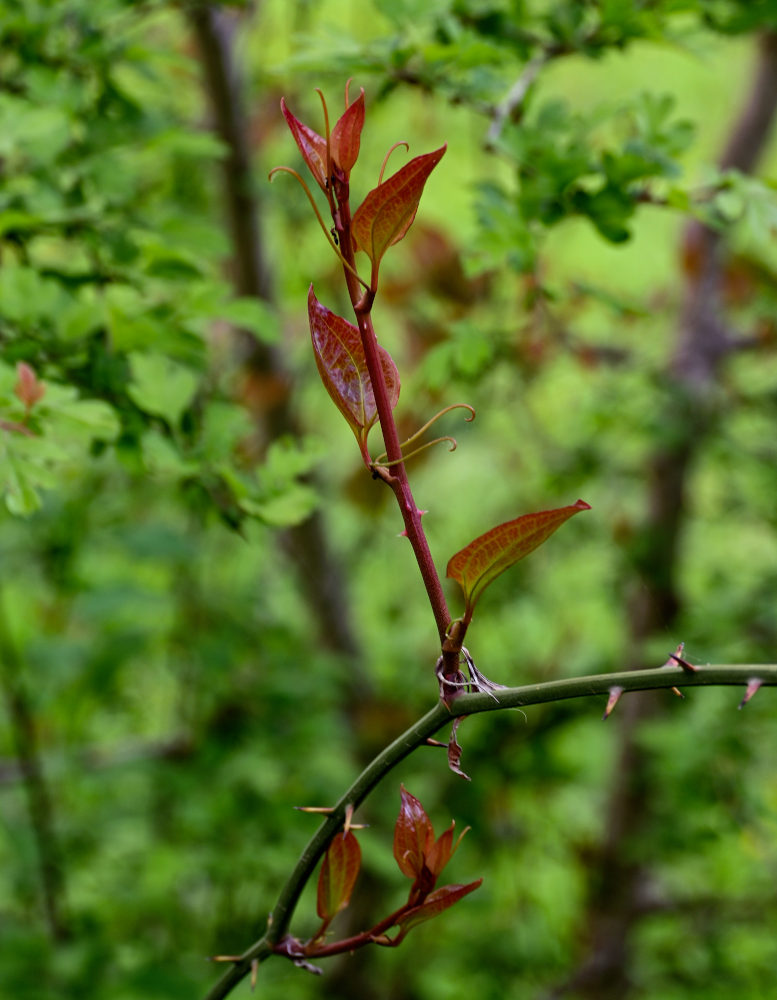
xmin=447 ymin=499 xmax=591 ymax=617
xmin=330 ymin=89 xmax=364 ymax=174
xmin=308 ymin=286 xmax=400 ymax=462
xmin=316 ymin=830 xmax=361 ymax=922
xmin=281 ymin=98 xmax=328 ymax=190
xmin=352 ymin=145 xmax=446 ymax=275
xmin=396 ymin=880 xmax=483 ymax=934
xmin=393 ymin=786 xmax=434 ymax=880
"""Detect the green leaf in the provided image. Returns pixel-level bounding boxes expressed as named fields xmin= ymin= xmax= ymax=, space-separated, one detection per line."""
xmin=45 ymin=396 xmax=121 ymax=443
xmin=218 ymin=298 xmax=280 ymax=343
xmin=447 ymin=500 xmax=592 ymax=619
xmin=128 ymin=353 xmax=200 ymax=427
xmin=239 ymin=485 xmax=318 ymax=527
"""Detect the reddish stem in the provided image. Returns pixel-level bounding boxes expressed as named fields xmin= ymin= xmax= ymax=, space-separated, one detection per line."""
xmin=332 ymin=174 xmax=454 ymax=653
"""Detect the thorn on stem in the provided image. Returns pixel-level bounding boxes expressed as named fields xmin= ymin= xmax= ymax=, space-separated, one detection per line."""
xmin=602 ymin=686 xmax=624 ymax=720
xmin=664 ymin=641 xmax=697 ymax=673
xmin=251 ymin=959 xmax=259 ymax=991
xmin=738 ymin=677 xmax=763 ymax=710
xmin=670 ymin=686 xmax=685 ymax=699
xmin=425 ymin=738 xmax=447 ymax=748
xmin=295 ymin=806 xmax=335 ymax=814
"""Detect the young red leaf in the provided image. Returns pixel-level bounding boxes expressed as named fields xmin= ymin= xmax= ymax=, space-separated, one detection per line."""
xmin=426 ymin=820 xmax=470 ymax=878
xmin=316 ymin=830 xmax=362 ymax=923
xmin=352 ymin=145 xmax=446 ymax=279
xmin=14 ymin=362 xmax=45 ymax=411
xmin=281 ymin=98 xmax=329 ymax=191
xmin=308 ymin=286 xmax=400 ymax=463
xmin=447 ymin=499 xmax=591 ymax=619
xmin=393 ymin=786 xmax=434 ymax=881
xmin=395 ymin=879 xmax=483 ymax=935
xmin=330 ymin=89 xmax=365 ymax=175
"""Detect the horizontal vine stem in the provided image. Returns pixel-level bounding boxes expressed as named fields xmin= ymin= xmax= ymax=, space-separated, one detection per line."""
xmin=202 ymin=663 xmax=777 ymax=1000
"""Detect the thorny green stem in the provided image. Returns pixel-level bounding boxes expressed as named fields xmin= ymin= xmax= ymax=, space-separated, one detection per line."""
xmin=202 ymin=663 xmax=777 ymax=1000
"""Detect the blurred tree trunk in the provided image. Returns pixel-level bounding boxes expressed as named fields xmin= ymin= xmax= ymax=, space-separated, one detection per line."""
xmin=553 ymin=30 xmax=777 ymax=1000
xmin=187 ymin=13 xmax=422 ymax=996
xmin=187 ymin=2 xmax=363 ymax=668
xmin=0 ymin=598 xmax=69 ymax=943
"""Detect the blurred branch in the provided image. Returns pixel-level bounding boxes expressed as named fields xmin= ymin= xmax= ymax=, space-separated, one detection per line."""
xmin=553 ymin=29 xmax=777 ymax=1000
xmin=0 ymin=596 xmax=69 ymax=943
xmin=0 ymin=734 xmax=194 ymax=787
xmin=485 ymin=52 xmax=546 ymax=148
xmin=186 ymin=2 xmax=363 ymax=664
xmin=203 ymin=662 xmax=777 ymax=1000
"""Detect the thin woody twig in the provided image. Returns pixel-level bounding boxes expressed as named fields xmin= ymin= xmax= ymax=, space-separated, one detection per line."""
xmin=485 ymin=52 xmax=547 ymax=148
xmin=203 ymin=663 xmax=777 ymax=1000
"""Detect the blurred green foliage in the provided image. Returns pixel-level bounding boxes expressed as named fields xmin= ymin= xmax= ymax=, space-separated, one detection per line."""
xmin=1 ymin=2 xmax=777 ymax=999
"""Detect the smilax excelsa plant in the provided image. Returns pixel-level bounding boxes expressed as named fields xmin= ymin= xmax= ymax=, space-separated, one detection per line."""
xmin=203 ymin=84 xmax=777 ymax=1000
xmin=271 ymin=83 xmax=589 ymax=700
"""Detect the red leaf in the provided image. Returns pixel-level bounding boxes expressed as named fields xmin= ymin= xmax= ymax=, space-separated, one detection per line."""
xmin=308 ymin=286 xmax=400 ymax=462
xmin=393 ymin=786 xmax=434 ymax=881
xmin=316 ymin=830 xmax=361 ymax=923
xmin=446 ymin=499 xmax=591 ymax=618
xmin=352 ymin=145 xmax=446 ymax=276
xmin=281 ymin=98 xmax=329 ymax=191
xmin=426 ymin=818 xmax=470 ymax=878
xmin=14 ymin=362 xmax=45 ymax=411
xmin=330 ymin=89 xmax=365 ymax=175
xmin=396 ymin=879 xmax=483 ymax=934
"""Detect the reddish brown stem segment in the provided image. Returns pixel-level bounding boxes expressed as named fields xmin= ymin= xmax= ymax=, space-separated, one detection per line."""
xmin=334 ymin=177 xmax=454 ymax=652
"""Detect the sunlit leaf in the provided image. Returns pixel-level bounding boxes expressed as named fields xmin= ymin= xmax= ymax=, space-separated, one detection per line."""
xmin=281 ymin=98 xmax=329 ymax=191
xmin=352 ymin=145 xmax=446 ymax=278
xmin=316 ymin=830 xmax=361 ymax=923
xmin=393 ymin=786 xmax=434 ymax=880
xmin=308 ymin=286 xmax=399 ymax=463
xmin=330 ymin=89 xmax=364 ymax=174
xmin=396 ymin=880 xmax=483 ymax=934
xmin=447 ymin=499 xmax=591 ymax=617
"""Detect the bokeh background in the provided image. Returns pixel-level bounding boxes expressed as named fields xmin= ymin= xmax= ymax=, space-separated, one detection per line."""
xmin=2 ymin=2 xmax=777 ymax=998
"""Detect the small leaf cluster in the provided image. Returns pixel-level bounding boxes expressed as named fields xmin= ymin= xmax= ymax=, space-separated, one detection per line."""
xmin=276 ymin=788 xmax=481 ymax=970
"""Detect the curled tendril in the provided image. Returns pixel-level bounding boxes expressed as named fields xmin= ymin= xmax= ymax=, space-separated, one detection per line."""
xmin=402 ymin=403 xmax=475 ymax=450
xmin=316 ymin=87 xmax=334 ymax=208
xmin=378 ymin=141 xmax=410 ymax=185
xmin=373 ymin=436 xmax=458 ymax=469
xmin=268 ymin=166 xmax=368 ymax=289
xmin=371 ymin=403 xmax=475 ymax=469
